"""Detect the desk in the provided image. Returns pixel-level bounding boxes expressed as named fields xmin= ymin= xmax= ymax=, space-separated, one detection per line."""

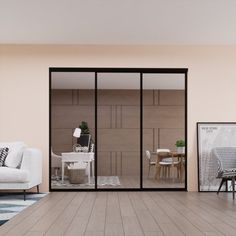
xmin=61 ymin=152 xmax=94 ymax=184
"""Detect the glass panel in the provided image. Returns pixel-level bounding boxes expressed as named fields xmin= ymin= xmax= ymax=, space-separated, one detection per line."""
xmin=97 ymin=73 xmax=140 ymax=188
xmin=50 ymin=72 xmax=95 ymax=189
xmin=143 ymin=73 xmax=186 ymax=188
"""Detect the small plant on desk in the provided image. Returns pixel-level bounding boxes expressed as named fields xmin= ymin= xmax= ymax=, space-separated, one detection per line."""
xmin=79 ymin=121 xmax=90 ymax=134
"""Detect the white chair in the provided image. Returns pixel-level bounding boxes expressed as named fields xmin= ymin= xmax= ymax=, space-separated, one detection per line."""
xmin=155 ymin=149 xmax=181 ymax=179
xmin=213 ymin=147 xmax=236 ymax=199
xmin=145 ymin=150 xmax=156 ymax=178
xmin=155 ymin=149 xmax=172 ymax=179
xmin=51 ymin=148 xmax=62 ymax=180
xmin=157 ymin=149 xmax=172 ymax=162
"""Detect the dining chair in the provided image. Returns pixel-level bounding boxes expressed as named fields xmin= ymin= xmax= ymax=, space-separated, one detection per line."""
xmin=145 ymin=150 xmax=156 ymax=178
xmin=155 ymin=149 xmax=181 ymax=180
xmin=155 ymin=150 xmax=172 ymax=179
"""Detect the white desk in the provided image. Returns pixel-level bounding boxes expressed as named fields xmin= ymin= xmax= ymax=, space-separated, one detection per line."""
xmin=61 ymin=152 xmax=94 ymax=184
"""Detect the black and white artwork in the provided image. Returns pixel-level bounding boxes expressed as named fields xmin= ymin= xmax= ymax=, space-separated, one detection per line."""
xmin=197 ymin=123 xmax=236 ymax=191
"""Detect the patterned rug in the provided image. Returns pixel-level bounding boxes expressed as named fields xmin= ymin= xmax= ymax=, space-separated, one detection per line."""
xmin=52 ymin=176 xmax=121 ymax=188
xmin=0 ymin=193 xmax=47 ymax=226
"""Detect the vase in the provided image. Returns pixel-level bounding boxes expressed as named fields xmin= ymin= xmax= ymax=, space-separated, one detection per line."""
xmin=177 ymin=146 xmax=185 ymax=154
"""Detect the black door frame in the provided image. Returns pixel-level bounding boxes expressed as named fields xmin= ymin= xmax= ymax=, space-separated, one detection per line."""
xmin=49 ymin=67 xmax=188 ymax=191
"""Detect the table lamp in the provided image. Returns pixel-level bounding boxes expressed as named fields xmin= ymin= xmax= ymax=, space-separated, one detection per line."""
xmin=73 ymin=128 xmax=81 ymax=152
xmin=73 ymin=128 xmax=81 ymax=138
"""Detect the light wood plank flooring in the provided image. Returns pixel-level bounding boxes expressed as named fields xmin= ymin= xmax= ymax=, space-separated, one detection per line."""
xmin=1 ymin=192 xmax=236 ymax=236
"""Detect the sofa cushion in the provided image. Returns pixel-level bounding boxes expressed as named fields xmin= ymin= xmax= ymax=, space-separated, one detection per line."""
xmin=0 ymin=147 xmax=9 ymax=166
xmin=0 ymin=167 xmax=29 ymax=183
xmin=0 ymin=142 xmax=26 ymax=168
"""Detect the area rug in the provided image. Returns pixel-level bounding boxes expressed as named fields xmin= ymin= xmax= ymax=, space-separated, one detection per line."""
xmin=51 ymin=176 xmax=121 ymax=188
xmin=0 ymin=193 xmax=47 ymax=226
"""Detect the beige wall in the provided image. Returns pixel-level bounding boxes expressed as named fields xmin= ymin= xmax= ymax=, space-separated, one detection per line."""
xmin=51 ymin=89 xmax=185 ymax=176
xmin=1 ymin=45 xmax=236 ymax=192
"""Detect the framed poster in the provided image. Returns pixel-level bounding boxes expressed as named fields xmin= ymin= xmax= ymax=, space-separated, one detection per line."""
xmin=197 ymin=122 xmax=236 ymax=192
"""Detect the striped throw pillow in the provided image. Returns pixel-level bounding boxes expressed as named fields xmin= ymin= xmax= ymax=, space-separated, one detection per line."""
xmin=0 ymin=147 xmax=9 ymax=166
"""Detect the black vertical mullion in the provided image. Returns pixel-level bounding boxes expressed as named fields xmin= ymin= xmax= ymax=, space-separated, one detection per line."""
xmin=140 ymin=73 xmax=143 ymax=189
xmin=95 ymin=72 xmax=98 ymax=189
xmin=49 ymin=69 xmax=52 ymax=191
xmin=185 ymin=71 xmax=188 ymax=191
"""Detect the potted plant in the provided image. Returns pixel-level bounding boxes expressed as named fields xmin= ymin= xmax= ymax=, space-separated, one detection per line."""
xmin=175 ymin=139 xmax=185 ymax=154
xmin=79 ymin=121 xmax=90 ymax=135
xmin=77 ymin=121 xmax=91 ymax=150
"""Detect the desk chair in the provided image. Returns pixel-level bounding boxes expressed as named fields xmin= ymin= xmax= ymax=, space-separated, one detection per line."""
xmin=51 ymin=148 xmax=62 ymax=180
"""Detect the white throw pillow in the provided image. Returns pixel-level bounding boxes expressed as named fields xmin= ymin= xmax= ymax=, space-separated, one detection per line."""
xmin=0 ymin=142 xmax=26 ymax=168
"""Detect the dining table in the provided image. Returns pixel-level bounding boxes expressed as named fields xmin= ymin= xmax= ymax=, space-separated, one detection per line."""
xmin=153 ymin=151 xmax=185 ymax=180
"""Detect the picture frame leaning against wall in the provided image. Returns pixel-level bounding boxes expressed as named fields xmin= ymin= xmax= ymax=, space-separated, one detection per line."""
xmin=197 ymin=122 xmax=236 ymax=192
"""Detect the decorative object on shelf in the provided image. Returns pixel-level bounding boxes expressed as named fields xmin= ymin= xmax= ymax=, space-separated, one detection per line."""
xmin=175 ymin=139 xmax=185 ymax=154
xmin=73 ymin=146 xmax=89 ymax=152
xmin=197 ymin=122 xmax=236 ymax=192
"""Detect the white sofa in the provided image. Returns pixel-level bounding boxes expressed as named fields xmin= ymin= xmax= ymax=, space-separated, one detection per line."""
xmin=0 ymin=142 xmax=42 ymax=200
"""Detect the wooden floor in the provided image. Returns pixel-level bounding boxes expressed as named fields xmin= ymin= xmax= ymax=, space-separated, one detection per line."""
xmin=1 ymin=192 xmax=236 ymax=236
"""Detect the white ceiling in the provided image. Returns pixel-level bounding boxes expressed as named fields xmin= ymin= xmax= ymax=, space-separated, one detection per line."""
xmin=51 ymin=72 xmax=185 ymax=89
xmin=1 ymin=0 xmax=236 ymax=44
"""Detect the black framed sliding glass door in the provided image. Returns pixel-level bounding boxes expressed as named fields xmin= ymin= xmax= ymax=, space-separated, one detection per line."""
xmin=50 ymin=71 xmax=96 ymax=190
xmin=142 ymin=73 xmax=186 ymax=189
xmin=97 ymin=73 xmax=140 ymax=189
xmin=49 ymin=68 xmax=187 ymax=191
